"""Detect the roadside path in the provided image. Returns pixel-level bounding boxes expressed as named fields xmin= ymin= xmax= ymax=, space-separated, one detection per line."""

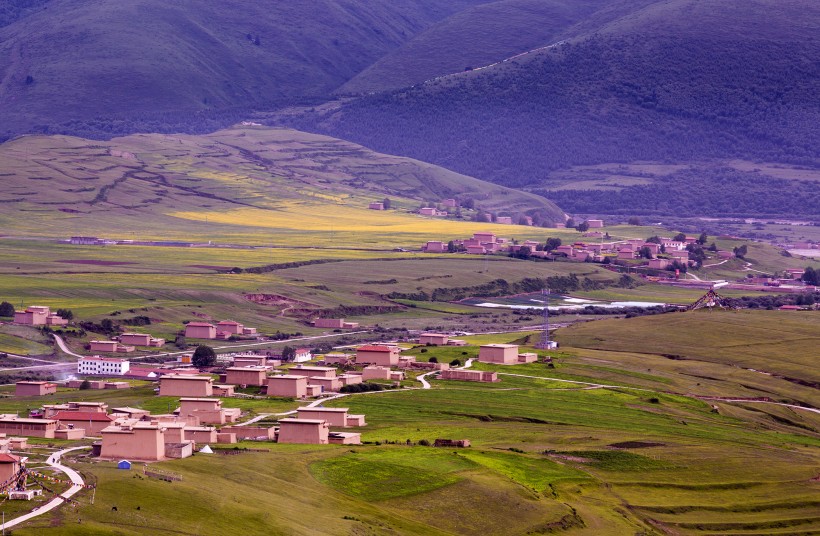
xmin=0 ymin=446 xmax=90 ymax=531
xmin=51 ymin=332 xmax=372 ymax=363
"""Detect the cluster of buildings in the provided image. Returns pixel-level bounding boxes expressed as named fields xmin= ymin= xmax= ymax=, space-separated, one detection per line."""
xmin=184 ymin=320 xmax=257 ymax=340
xmin=89 ymin=332 xmax=165 ymax=354
xmin=12 ymin=306 xmax=68 ymax=326
xmin=422 ymin=231 xmax=715 ymax=270
xmin=3 ymin=387 xmax=368 ymax=459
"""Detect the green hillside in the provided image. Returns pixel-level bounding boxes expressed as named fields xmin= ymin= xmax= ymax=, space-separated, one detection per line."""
xmin=0 ymin=125 xmax=564 ymax=240
xmin=0 ymin=0 xmax=490 ymax=140
xmin=281 ymin=0 xmax=820 ymax=218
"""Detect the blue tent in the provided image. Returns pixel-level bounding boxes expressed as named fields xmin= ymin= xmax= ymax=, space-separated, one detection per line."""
xmin=117 ymin=460 xmax=131 ymax=470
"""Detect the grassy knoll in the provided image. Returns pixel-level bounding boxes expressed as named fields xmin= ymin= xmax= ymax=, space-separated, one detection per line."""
xmin=0 ymin=323 xmax=55 ymax=355
xmin=555 ymin=310 xmax=820 ymax=387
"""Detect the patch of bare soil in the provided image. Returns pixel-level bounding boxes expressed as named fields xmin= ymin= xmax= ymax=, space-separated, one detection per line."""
xmin=608 ymin=441 xmax=665 ymax=449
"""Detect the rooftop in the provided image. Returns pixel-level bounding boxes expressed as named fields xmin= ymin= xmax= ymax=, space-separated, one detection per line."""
xmin=53 ymin=411 xmax=113 ymax=422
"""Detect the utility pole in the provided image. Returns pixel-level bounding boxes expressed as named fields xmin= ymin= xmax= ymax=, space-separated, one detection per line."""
xmin=535 ymin=288 xmax=551 ymax=349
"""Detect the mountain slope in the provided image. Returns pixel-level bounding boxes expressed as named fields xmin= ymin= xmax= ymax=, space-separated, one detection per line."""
xmin=279 ymin=0 xmax=820 ymax=200
xmin=0 ymin=125 xmax=564 ymax=240
xmin=0 ymin=0 xmax=490 ymax=140
xmin=339 ymin=0 xmax=613 ymax=94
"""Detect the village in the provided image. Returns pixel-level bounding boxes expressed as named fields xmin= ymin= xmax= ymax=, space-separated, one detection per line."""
xmin=1 ymin=303 xmax=552 ymax=516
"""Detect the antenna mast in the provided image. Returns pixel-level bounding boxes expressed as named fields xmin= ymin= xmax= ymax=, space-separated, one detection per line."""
xmin=535 ymin=287 xmax=552 ymax=349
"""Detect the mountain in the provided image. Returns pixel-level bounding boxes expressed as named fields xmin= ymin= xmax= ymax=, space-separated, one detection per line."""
xmin=0 ymin=125 xmax=564 ymax=240
xmin=276 ymin=0 xmax=820 ymax=217
xmin=0 ymin=0 xmax=492 ymax=140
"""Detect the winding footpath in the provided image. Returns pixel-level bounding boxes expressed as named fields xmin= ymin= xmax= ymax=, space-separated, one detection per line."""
xmin=0 ymin=446 xmax=90 ymax=532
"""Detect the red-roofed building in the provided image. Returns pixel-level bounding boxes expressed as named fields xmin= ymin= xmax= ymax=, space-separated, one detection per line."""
xmin=356 ymin=345 xmax=400 ymax=367
xmin=0 ymin=453 xmax=24 ymax=486
xmin=53 ymin=411 xmax=114 ymax=435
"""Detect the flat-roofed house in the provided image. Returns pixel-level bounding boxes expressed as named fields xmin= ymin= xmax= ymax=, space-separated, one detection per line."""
xmin=183 ymin=426 xmax=218 ymax=445
xmin=216 ymin=320 xmax=244 ymax=335
xmin=120 ymin=333 xmax=164 ymax=347
xmin=296 ymin=407 xmax=366 ymax=427
xmin=368 ymin=202 xmax=384 ymax=210
xmin=100 ymin=422 xmax=168 ymax=461
xmin=184 ymin=322 xmax=217 ymax=339
xmin=266 ymin=375 xmax=308 ymax=398
xmin=440 ymin=370 xmax=499 ymax=382
xmin=478 ymin=344 xmax=520 ymax=365
xmin=225 ymin=367 xmax=267 ymax=386
xmin=356 ymin=345 xmax=400 ymax=367
xmin=0 ymin=416 xmax=58 ymax=438
xmin=13 ymin=306 xmax=68 ymax=326
xmin=338 ymin=374 xmax=362 ymax=386
xmin=232 ymin=355 xmax=266 ymax=367
xmin=277 ymin=419 xmax=329 ymax=444
xmin=587 ymin=219 xmax=604 ymax=228
xmin=15 ymin=381 xmax=57 ymax=397
xmin=89 ymin=340 xmax=119 ymax=353
xmin=288 ymin=366 xmax=337 ymax=379
xmin=424 ymin=241 xmax=446 ymax=253
xmin=159 ymin=375 xmax=214 ymax=397
xmin=309 ymin=377 xmax=342 ymax=393
xmin=361 ymin=366 xmax=391 ymax=380
xmin=178 ymin=398 xmax=240 ymax=425
xmin=313 ymin=318 xmax=344 ymax=329
xmin=419 ymin=333 xmax=448 ymax=346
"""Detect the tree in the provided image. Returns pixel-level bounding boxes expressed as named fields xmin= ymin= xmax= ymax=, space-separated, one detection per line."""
xmin=79 ymin=379 xmax=91 ymax=390
xmin=192 ymin=345 xmax=217 ymax=368
xmin=449 ymin=359 xmax=461 ymax=367
xmin=707 ymin=242 xmax=718 ymax=252
xmin=733 ymin=245 xmax=748 ymax=259
xmin=697 ymin=232 xmax=708 ymax=245
xmin=0 ymin=301 xmax=14 ymax=317
xmin=638 ymin=246 xmax=653 ymax=259
xmin=802 ymin=267 xmax=820 ymax=286
xmin=576 ymin=221 xmax=590 ymax=232
xmin=646 ymin=236 xmax=661 ymax=244
xmin=628 ymin=216 xmax=642 ymax=226
xmin=545 ymin=237 xmax=562 ymax=252
xmin=174 ymin=335 xmax=187 ymax=349
xmin=282 ymin=346 xmax=296 ymax=361
xmin=565 ymin=218 xmax=575 ymax=229
xmin=447 ymin=240 xmax=456 ymax=253
xmin=56 ymin=308 xmax=73 ymax=320
xmin=673 ymin=232 xmax=687 ymax=242
xmin=382 ymin=198 xmax=391 ymax=210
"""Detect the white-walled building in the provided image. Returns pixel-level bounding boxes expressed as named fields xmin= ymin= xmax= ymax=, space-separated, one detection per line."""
xmin=77 ymin=356 xmax=130 ymax=376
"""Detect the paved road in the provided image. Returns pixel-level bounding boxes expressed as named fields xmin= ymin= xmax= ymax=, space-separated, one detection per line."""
xmin=51 ymin=331 xmax=373 ymax=364
xmin=0 ymin=446 xmax=90 ymax=531
xmin=53 ymin=334 xmax=84 ymax=358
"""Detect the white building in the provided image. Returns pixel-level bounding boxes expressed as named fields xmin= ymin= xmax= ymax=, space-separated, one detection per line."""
xmin=77 ymin=356 xmax=131 ymax=376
